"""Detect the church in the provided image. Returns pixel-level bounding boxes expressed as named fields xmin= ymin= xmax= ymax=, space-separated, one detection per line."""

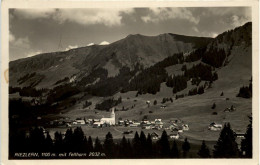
xmin=100 ymin=107 xmax=116 ymax=125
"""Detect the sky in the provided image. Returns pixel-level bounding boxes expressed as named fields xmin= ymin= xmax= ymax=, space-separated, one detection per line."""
xmin=9 ymin=7 xmax=251 ymax=61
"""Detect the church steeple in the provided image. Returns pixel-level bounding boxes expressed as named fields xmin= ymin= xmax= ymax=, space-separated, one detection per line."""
xmin=110 ymin=107 xmax=115 ymax=119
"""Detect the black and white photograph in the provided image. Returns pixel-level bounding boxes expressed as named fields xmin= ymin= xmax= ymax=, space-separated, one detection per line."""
xmin=1 ymin=0 xmax=259 ymax=163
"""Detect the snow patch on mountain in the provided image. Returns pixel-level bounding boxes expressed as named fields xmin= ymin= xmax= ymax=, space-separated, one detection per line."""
xmin=99 ymin=41 xmax=110 ymax=45
xmin=87 ymin=43 xmax=95 ymax=46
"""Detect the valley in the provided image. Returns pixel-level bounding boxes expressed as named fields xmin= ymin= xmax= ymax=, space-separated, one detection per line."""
xmin=9 ymin=22 xmax=252 ymax=157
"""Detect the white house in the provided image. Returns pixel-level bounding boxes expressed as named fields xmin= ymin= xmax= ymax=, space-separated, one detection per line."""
xmin=76 ymin=120 xmax=85 ymax=125
xmin=93 ymin=121 xmax=103 ymax=128
xmin=182 ymin=124 xmax=189 ymax=131
xmin=208 ymin=122 xmax=222 ymax=131
xmin=169 ymin=133 xmax=179 ymax=139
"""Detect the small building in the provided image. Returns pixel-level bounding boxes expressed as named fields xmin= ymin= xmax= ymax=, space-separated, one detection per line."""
xmin=224 ymin=105 xmax=236 ymax=112
xmin=76 ymin=120 xmax=86 ymax=125
xmin=118 ymin=120 xmax=124 ymax=126
xmin=169 ymin=132 xmax=179 ymax=139
xmin=172 ymin=128 xmax=179 ymax=132
xmin=235 ymin=133 xmax=245 ymax=138
xmin=182 ymin=124 xmax=189 ymax=131
xmin=130 ymin=123 xmax=140 ymax=127
xmin=93 ymin=119 xmax=100 ymax=122
xmin=93 ymin=122 xmax=103 ymax=128
xmin=151 ymin=132 xmax=159 ymax=140
xmin=66 ymin=123 xmax=71 ymax=127
xmin=155 ymin=119 xmax=162 ymax=122
xmin=208 ymin=122 xmax=222 ymax=131
xmin=160 ymin=105 xmax=166 ymax=108
xmin=142 ymin=125 xmax=151 ymax=129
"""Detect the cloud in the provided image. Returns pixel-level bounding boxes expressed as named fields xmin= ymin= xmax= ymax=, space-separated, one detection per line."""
xmin=141 ymin=8 xmax=200 ymax=24
xmin=55 ymin=9 xmax=134 ymax=26
xmin=13 ymin=9 xmax=57 ymax=19
xmin=13 ymin=8 xmax=134 ymax=27
xmin=192 ymin=27 xmax=199 ymax=33
xmin=65 ymin=45 xmax=78 ymax=51
xmin=230 ymin=15 xmax=250 ymax=27
xmin=27 ymin=50 xmax=43 ymax=57
xmin=99 ymin=41 xmax=110 ymax=45
xmin=10 ymin=35 xmax=30 ymax=49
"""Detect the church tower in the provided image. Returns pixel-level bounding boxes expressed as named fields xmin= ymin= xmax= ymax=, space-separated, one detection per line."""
xmin=110 ymin=107 xmax=115 ymax=125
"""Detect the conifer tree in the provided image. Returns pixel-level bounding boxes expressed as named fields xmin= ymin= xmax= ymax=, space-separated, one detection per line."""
xmin=88 ymin=136 xmax=94 ymax=151
xmin=241 ymin=116 xmax=252 ymax=158
xmin=94 ymin=137 xmax=103 ymax=152
xmin=72 ymin=127 xmax=85 ymax=152
xmin=127 ymin=139 xmax=133 ymax=158
xmin=119 ymin=135 xmax=128 ymax=158
xmin=140 ymin=131 xmax=147 ymax=157
xmin=171 ymin=140 xmax=180 ymax=158
xmin=213 ymin=123 xmax=239 ymax=158
xmin=182 ymin=138 xmax=190 ymax=158
xmin=198 ymin=140 xmax=211 ymax=158
xmin=82 ymin=136 xmax=88 ymax=152
xmin=146 ymin=133 xmax=153 ymax=158
xmin=54 ymin=131 xmax=63 ymax=152
xmin=44 ymin=132 xmax=53 ymax=152
xmin=104 ymin=132 xmax=114 ymax=158
xmin=160 ymin=130 xmax=171 ymax=158
xmin=132 ymin=131 xmax=141 ymax=158
xmin=64 ymin=128 xmax=73 ymax=151
xmin=29 ymin=127 xmax=46 ymax=152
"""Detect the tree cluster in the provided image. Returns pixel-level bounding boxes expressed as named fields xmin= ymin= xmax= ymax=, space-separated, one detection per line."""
xmin=83 ymin=100 xmax=92 ymax=109
xmin=161 ymin=97 xmax=173 ymax=104
xmin=47 ymin=84 xmax=80 ymax=104
xmin=166 ymin=75 xmax=188 ymax=94
xmin=175 ymin=94 xmax=185 ymax=100
xmin=188 ymin=86 xmax=204 ymax=96
xmin=17 ymin=72 xmax=36 ymax=85
xmin=184 ymin=63 xmax=217 ymax=81
xmin=123 ymin=53 xmax=184 ymax=95
xmin=185 ymin=47 xmax=206 ymax=62
xmin=85 ymin=66 xmax=137 ymax=97
xmin=202 ymin=47 xmax=226 ymax=68
xmin=95 ymin=97 xmax=122 ymax=111
xmin=237 ymin=83 xmax=252 ymax=98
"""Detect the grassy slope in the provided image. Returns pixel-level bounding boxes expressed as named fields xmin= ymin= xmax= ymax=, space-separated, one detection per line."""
xmin=48 ymin=45 xmax=251 ymax=149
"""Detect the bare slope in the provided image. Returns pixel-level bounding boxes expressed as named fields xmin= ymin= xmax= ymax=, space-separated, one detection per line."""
xmin=9 ymin=34 xmax=212 ymax=88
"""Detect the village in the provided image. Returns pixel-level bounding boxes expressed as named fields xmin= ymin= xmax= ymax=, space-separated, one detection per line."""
xmin=44 ymin=105 xmax=235 ymax=141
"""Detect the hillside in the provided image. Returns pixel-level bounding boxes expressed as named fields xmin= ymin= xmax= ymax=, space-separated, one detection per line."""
xmin=9 ymin=33 xmax=212 ymax=89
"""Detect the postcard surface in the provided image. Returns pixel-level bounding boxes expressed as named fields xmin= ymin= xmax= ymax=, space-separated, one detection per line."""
xmin=1 ymin=0 xmax=259 ymax=164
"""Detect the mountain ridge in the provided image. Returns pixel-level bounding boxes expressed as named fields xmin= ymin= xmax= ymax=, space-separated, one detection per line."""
xmin=9 ymin=31 xmax=213 ymax=88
